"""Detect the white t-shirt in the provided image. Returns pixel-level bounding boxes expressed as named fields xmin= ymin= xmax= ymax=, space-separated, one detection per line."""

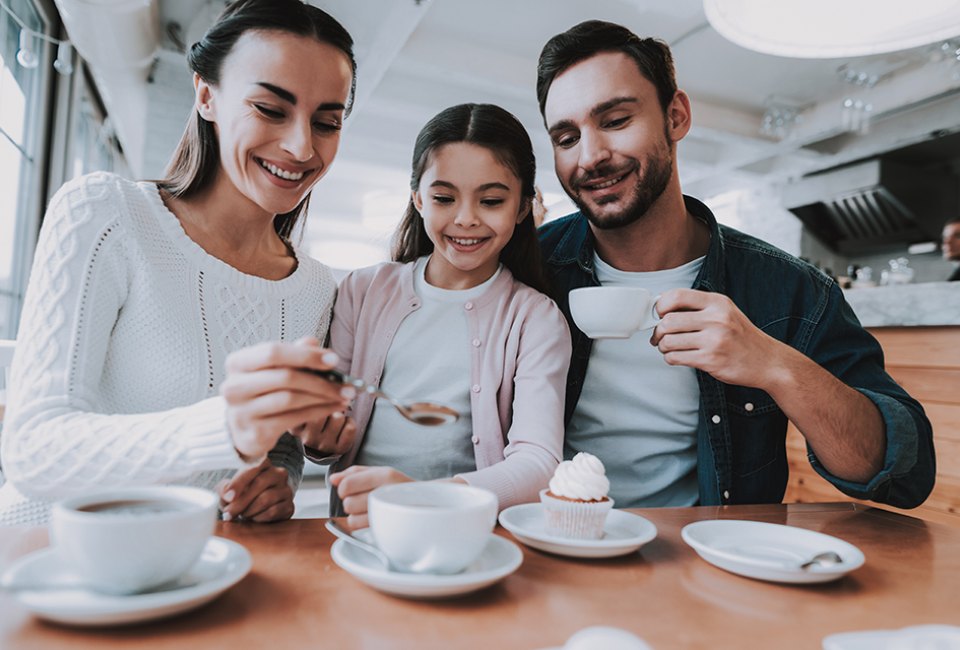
xmin=356 ymin=257 xmax=501 ymax=479
xmin=566 ymin=253 xmax=704 ymax=507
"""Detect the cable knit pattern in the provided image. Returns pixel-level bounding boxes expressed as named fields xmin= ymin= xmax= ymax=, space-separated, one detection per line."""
xmin=0 ymin=172 xmax=335 ymax=525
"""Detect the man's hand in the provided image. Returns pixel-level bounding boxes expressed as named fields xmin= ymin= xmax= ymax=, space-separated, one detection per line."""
xmin=218 ymin=459 xmax=295 ymax=523
xmin=650 ymin=288 xmax=785 ymax=388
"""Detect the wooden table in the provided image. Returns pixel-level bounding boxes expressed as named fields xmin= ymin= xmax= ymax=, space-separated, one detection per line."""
xmin=2 ymin=503 xmax=958 ymax=649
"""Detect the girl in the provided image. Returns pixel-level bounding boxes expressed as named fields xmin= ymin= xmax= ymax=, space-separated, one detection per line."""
xmin=326 ymin=103 xmax=572 ymax=528
xmin=0 ymin=0 xmax=353 ymax=525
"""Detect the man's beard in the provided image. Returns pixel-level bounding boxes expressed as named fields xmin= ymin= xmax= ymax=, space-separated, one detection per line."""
xmin=567 ymin=135 xmax=674 ymax=231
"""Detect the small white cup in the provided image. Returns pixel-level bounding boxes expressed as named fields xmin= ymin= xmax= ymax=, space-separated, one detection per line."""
xmin=368 ymin=482 xmax=498 ymax=575
xmin=50 ymin=486 xmax=218 ymax=595
xmin=569 ymin=286 xmax=661 ymax=339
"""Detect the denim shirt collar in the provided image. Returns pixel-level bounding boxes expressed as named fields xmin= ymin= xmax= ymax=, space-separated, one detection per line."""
xmin=546 ymin=195 xmax=727 ymax=294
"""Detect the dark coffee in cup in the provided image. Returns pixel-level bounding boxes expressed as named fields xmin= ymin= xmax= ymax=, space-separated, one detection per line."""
xmin=77 ymin=499 xmax=191 ymax=516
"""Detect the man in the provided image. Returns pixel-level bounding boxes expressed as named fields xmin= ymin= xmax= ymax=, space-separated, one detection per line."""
xmin=943 ymin=218 xmax=960 ymax=281
xmin=536 ymin=20 xmax=934 ymax=509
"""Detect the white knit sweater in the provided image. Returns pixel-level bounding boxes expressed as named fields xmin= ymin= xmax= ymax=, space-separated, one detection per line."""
xmin=0 ymin=172 xmax=336 ymax=525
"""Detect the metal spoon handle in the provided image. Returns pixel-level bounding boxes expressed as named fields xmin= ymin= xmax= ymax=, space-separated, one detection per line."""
xmin=307 ymin=368 xmax=389 ymax=401
xmin=324 ymin=520 xmax=392 ymax=570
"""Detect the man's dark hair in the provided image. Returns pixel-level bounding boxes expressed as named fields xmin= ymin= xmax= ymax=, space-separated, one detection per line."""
xmin=536 ymin=20 xmax=677 ymax=116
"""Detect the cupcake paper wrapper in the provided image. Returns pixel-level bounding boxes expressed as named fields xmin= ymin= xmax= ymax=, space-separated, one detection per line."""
xmin=539 ymin=489 xmax=614 ymax=540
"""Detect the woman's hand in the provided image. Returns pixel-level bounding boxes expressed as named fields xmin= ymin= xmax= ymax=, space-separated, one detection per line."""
xmin=328 ymin=466 xmax=413 ymax=530
xmin=221 ymin=338 xmax=353 ymax=461
xmin=218 ymin=459 xmax=295 ymax=523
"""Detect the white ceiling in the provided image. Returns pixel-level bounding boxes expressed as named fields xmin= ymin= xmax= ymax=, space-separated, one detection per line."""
xmin=98 ymin=0 xmax=960 ymax=269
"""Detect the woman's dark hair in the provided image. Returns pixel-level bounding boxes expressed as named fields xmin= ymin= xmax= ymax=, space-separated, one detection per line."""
xmin=536 ymin=20 xmax=677 ymax=117
xmin=157 ymin=0 xmax=357 ymax=240
xmin=391 ymin=103 xmax=551 ymax=296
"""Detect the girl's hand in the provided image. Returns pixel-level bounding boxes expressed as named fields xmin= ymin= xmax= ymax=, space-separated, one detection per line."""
xmin=328 ymin=466 xmax=413 ymax=530
xmin=221 ymin=338 xmax=354 ymax=461
xmin=218 ymin=459 xmax=294 ymax=523
xmin=298 ymin=413 xmax=357 ymax=462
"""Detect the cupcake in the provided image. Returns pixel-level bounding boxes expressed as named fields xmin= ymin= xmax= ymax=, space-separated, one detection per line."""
xmin=540 ymin=452 xmax=613 ymax=539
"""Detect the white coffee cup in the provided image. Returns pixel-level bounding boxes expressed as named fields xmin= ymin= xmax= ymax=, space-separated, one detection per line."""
xmin=368 ymin=482 xmax=498 ymax=575
xmin=50 ymin=486 xmax=218 ymax=595
xmin=569 ymin=286 xmax=661 ymax=339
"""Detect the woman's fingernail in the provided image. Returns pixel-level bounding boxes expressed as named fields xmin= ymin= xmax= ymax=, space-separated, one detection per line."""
xmin=340 ymin=387 xmax=356 ymax=399
xmin=322 ymin=351 xmax=339 ymax=365
xmin=332 ymin=411 xmax=344 ymax=420
xmin=223 ymin=490 xmax=236 ymax=503
xmin=222 ymin=512 xmax=233 ymax=522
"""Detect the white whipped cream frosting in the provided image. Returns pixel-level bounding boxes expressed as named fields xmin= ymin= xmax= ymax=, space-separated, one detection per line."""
xmin=548 ymin=452 xmax=610 ymax=501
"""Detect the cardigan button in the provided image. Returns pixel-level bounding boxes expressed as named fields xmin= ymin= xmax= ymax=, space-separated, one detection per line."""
xmin=744 ymin=402 xmax=754 ymax=412
xmin=471 ymin=384 xmax=481 ymax=393
xmin=464 ymin=302 xmax=474 ymax=311
xmin=711 ymin=414 xmax=721 ymax=424
xmin=723 ymin=490 xmax=730 ymax=500
xmin=471 ymin=436 xmax=480 ymax=445
xmin=472 ymin=339 xmax=481 ymax=347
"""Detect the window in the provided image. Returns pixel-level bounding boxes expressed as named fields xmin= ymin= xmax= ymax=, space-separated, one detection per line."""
xmin=0 ymin=0 xmax=52 ymax=339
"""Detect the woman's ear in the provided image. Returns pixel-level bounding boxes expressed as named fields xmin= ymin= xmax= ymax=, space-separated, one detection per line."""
xmin=411 ymin=189 xmax=423 ymax=212
xmin=194 ymin=73 xmax=216 ymax=122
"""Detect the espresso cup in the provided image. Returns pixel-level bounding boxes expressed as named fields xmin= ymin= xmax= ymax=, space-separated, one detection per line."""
xmin=568 ymin=286 xmax=661 ymax=339
xmin=50 ymin=486 xmax=218 ymax=595
xmin=368 ymin=483 xmax=498 ymax=575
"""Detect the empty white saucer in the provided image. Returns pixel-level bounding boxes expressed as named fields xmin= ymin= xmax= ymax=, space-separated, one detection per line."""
xmin=498 ymin=504 xmax=657 ymax=559
xmin=4 ymin=537 xmax=251 ymax=626
xmin=330 ymin=529 xmax=522 ymax=599
xmin=823 ymin=624 xmax=960 ymax=650
xmin=681 ymin=520 xmax=864 ymax=584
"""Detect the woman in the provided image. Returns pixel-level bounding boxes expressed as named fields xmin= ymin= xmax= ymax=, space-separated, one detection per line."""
xmin=0 ymin=0 xmax=353 ymax=525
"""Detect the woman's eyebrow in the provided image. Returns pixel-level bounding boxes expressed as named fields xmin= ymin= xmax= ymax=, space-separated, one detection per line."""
xmin=255 ymin=82 xmax=345 ymax=112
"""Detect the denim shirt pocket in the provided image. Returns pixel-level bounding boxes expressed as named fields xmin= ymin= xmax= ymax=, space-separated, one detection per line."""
xmin=724 ymin=387 xmax=787 ymax=479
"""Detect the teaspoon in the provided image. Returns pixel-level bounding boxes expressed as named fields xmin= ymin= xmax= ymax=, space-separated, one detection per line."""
xmin=306 ymin=368 xmax=459 ymax=426
xmin=798 ymin=551 xmax=843 ymax=570
xmin=325 ymin=519 xmax=394 ymax=571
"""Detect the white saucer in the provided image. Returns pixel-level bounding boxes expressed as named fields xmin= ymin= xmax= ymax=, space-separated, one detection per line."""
xmin=681 ymin=520 xmax=864 ymax=584
xmin=823 ymin=624 xmax=960 ymax=650
xmin=330 ymin=529 xmax=522 ymax=599
xmin=4 ymin=537 xmax=251 ymax=626
xmin=498 ymin=504 xmax=657 ymax=558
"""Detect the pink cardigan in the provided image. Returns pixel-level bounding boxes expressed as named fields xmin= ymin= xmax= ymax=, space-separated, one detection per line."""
xmin=329 ymin=261 xmax=571 ymax=509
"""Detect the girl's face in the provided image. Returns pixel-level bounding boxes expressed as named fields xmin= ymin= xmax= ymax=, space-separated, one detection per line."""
xmin=195 ymin=29 xmax=353 ymax=217
xmin=413 ymin=142 xmax=530 ymax=290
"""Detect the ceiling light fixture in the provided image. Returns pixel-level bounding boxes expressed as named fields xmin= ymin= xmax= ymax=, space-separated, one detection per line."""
xmin=704 ymin=0 xmax=960 ymax=59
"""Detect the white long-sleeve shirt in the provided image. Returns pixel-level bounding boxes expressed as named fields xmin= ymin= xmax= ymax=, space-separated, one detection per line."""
xmin=0 ymin=172 xmax=335 ymax=525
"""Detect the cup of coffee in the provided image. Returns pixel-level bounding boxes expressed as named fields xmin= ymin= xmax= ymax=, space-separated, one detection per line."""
xmin=368 ymin=483 xmax=498 ymax=575
xmin=50 ymin=486 xmax=218 ymax=595
xmin=568 ymin=286 xmax=661 ymax=339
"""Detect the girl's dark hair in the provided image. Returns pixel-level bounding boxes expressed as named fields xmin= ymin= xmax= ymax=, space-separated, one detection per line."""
xmin=391 ymin=103 xmax=551 ymax=295
xmin=536 ymin=20 xmax=676 ymax=117
xmin=157 ymin=0 xmax=357 ymax=240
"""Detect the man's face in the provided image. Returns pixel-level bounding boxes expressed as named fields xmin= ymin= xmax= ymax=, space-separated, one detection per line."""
xmin=943 ymin=222 xmax=960 ymax=261
xmin=543 ymin=51 xmax=676 ymax=230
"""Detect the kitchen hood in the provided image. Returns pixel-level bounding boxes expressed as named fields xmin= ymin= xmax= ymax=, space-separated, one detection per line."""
xmin=782 ymin=159 xmax=959 ymax=256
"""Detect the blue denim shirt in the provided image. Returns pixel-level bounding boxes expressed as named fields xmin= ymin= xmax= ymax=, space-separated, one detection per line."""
xmin=538 ymin=196 xmax=935 ymax=508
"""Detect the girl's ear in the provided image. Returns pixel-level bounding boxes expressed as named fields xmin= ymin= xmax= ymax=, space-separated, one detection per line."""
xmin=411 ymin=189 xmax=423 ymax=212
xmin=516 ymin=197 xmax=532 ymax=224
xmin=195 ymin=73 xmax=216 ymax=122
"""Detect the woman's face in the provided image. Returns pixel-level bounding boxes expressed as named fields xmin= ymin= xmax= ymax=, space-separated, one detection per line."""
xmin=195 ymin=29 xmax=353 ymax=217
